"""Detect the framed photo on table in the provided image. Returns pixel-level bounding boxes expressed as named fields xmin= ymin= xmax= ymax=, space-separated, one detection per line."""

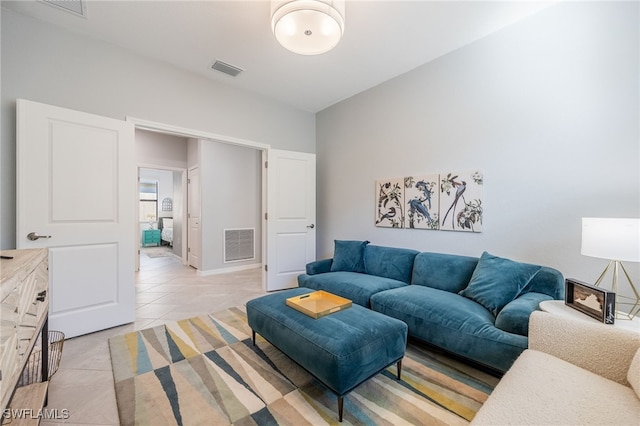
xmin=565 ymin=278 xmax=615 ymax=324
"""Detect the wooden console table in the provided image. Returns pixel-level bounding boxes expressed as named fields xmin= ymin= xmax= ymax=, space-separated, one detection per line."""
xmin=1 ymin=249 xmax=50 ymax=424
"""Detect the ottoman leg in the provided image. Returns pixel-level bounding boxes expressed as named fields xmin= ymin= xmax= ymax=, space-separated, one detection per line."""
xmin=397 ymin=359 xmax=402 ymax=380
xmin=338 ymin=396 xmax=344 ymax=422
xmin=252 ymin=330 xmax=256 ymax=346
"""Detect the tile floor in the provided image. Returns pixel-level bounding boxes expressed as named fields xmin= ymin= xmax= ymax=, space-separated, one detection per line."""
xmin=40 ymin=247 xmax=266 ymax=425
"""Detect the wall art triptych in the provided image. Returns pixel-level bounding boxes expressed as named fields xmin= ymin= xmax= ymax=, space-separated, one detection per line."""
xmin=375 ymin=170 xmax=483 ymax=233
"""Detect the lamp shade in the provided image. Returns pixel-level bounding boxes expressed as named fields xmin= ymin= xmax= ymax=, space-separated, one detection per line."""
xmin=581 ymin=218 xmax=640 ymax=262
xmin=271 ymin=0 xmax=345 ymax=55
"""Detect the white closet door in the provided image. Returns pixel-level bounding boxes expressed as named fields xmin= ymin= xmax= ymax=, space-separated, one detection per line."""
xmin=266 ymin=149 xmax=316 ymax=291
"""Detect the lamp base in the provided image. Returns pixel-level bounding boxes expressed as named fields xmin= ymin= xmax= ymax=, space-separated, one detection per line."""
xmin=594 ymin=260 xmax=640 ymax=320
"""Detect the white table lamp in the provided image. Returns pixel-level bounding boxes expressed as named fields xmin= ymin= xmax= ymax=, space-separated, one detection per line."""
xmin=581 ymin=218 xmax=640 ymax=320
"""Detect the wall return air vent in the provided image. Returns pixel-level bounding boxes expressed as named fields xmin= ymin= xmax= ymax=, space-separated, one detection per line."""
xmin=211 ymin=60 xmax=243 ymax=77
xmin=224 ymin=228 xmax=255 ymax=263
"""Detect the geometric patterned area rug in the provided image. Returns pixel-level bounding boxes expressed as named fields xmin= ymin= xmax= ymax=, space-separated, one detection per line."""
xmin=109 ymin=307 xmax=498 ymax=425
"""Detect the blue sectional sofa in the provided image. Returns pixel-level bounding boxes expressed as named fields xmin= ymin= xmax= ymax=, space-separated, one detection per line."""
xmin=297 ymin=241 xmax=564 ymax=373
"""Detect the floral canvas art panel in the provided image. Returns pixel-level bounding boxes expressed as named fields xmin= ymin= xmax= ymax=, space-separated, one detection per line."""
xmin=440 ymin=171 xmax=483 ymax=232
xmin=375 ymin=178 xmax=405 ymax=228
xmin=404 ymin=175 xmax=439 ymax=230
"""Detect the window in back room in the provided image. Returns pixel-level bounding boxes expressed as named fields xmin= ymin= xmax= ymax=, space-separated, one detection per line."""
xmin=139 ymin=181 xmax=158 ymax=222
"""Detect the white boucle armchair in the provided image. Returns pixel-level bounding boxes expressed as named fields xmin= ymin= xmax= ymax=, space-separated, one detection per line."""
xmin=472 ymin=311 xmax=640 ymax=425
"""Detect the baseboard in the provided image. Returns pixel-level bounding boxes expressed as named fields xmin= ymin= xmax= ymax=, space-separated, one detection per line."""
xmin=197 ymin=263 xmax=261 ymax=276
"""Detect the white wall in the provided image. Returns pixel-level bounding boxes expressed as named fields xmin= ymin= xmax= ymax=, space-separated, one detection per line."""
xmin=200 ymin=140 xmax=262 ymax=272
xmin=316 ymin=2 xmax=639 ymax=291
xmin=0 ymin=8 xmax=315 ymax=249
xmin=135 ymin=130 xmax=189 ymax=170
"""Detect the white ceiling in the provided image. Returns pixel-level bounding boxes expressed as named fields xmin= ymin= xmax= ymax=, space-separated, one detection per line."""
xmin=3 ymin=0 xmax=555 ymax=113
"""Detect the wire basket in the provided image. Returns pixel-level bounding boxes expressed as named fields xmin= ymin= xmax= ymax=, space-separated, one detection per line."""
xmin=17 ymin=330 xmax=65 ymax=387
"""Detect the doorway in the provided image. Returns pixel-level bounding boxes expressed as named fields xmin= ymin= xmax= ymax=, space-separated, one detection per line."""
xmin=137 ymin=167 xmax=187 ymax=268
xmin=135 ymin=128 xmax=189 ymax=270
xmin=133 ymin=124 xmax=266 ymax=277
xmin=128 ymin=117 xmax=316 ymax=291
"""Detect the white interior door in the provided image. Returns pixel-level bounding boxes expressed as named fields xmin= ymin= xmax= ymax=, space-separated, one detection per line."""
xmin=187 ymin=166 xmax=201 ymax=269
xmin=16 ymin=99 xmax=136 ymax=338
xmin=266 ymin=149 xmax=316 ymax=291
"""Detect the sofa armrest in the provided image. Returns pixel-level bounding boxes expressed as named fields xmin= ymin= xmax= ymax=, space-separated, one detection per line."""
xmin=529 ymin=311 xmax=640 ymax=385
xmin=495 ymin=292 xmax=553 ymax=336
xmin=306 ymin=258 xmax=333 ymax=275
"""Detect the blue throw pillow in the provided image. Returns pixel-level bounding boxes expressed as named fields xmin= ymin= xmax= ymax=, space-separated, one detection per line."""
xmin=330 ymin=240 xmax=370 ymax=273
xmin=459 ymin=251 xmax=542 ymax=316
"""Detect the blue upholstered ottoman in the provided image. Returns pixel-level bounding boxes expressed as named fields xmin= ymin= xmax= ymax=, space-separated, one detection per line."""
xmin=246 ymin=287 xmax=408 ymax=422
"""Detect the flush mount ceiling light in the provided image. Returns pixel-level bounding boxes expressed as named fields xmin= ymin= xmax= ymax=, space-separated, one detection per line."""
xmin=271 ymin=0 xmax=345 ymax=55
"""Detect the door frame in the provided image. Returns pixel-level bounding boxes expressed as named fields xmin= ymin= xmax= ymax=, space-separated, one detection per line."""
xmin=136 ymin=165 xmax=188 ymax=270
xmin=126 ymin=117 xmax=270 ymax=289
xmin=187 ymin=165 xmax=200 ymax=269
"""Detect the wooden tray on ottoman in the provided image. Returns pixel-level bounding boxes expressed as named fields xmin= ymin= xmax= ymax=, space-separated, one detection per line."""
xmin=286 ymin=290 xmax=352 ymax=319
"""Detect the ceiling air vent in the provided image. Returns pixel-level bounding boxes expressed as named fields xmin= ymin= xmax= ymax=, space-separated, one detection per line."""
xmin=211 ymin=60 xmax=243 ymax=77
xmin=42 ymin=0 xmax=87 ymax=18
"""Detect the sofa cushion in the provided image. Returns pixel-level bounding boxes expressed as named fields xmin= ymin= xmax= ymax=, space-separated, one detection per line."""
xmin=299 ymin=271 xmax=408 ymax=307
xmin=459 ymin=251 xmax=542 ymax=316
xmin=364 ymin=245 xmax=419 ymax=283
xmin=371 ymin=286 xmax=527 ymax=372
xmin=411 ymin=252 xmax=478 ymax=292
xmin=629 ymin=348 xmax=640 ymax=399
xmin=330 ymin=240 xmax=369 ymax=273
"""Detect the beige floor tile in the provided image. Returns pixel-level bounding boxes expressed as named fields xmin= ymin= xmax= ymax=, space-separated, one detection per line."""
xmin=142 ymin=283 xmax=193 ymax=293
xmin=134 ymin=283 xmax=162 ymax=292
xmin=135 ymin=302 xmax=180 ymax=319
xmin=58 ymin=337 xmax=111 ymax=371
xmin=45 ymin=369 xmax=119 ymax=424
xmin=134 ymin=291 xmax=167 ymax=303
